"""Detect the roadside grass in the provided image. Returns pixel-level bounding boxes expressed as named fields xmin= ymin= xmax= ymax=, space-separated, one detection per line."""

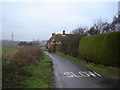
xmin=2 ymin=47 xmax=53 ymax=88
xmin=54 ymin=52 xmax=120 ymax=78
xmin=21 ymin=54 xmax=53 ymax=88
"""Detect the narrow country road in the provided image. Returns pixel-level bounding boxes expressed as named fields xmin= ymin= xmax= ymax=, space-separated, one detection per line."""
xmin=45 ymin=52 xmax=119 ymax=88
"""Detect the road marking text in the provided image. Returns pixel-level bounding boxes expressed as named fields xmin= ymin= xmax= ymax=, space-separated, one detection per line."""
xmin=64 ymin=71 xmax=101 ymax=78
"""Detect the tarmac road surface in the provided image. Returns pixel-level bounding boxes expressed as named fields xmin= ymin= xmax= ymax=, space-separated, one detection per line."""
xmin=45 ymin=52 xmax=119 ymax=88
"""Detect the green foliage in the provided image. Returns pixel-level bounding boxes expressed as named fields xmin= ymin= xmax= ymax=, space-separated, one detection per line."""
xmin=79 ymin=31 xmax=120 ymax=67
xmin=2 ymin=47 xmax=17 ymax=54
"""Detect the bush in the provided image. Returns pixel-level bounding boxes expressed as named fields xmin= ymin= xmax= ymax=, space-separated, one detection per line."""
xmin=79 ymin=31 xmax=120 ymax=67
xmin=14 ymin=47 xmax=43 ymax=65
xmin=2 ymin=47 xmax=44 ymax=88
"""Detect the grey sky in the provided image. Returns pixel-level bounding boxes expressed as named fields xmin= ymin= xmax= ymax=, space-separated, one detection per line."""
xmin=1 ymin=1 xmax=118 ymax=41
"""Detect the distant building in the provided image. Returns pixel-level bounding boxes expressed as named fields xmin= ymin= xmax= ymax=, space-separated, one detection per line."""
xmin=46 ymin=30 xmax=72 ymax=52
xmin=115 ymin=23 xmax=120 ymax=31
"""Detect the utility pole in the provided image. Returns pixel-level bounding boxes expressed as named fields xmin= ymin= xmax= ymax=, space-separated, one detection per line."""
xmin=12 ymin=32 xmax=13 ymax=41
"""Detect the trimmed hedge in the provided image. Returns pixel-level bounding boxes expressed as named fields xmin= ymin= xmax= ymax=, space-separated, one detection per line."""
xmin=79 ymin=31 xmax=120 ymax=67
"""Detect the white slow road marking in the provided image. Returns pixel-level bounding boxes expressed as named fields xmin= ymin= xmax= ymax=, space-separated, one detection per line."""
xmin=64 ymin=70 xmax=101 ymax=78
xmin=79 ymin=71 xmax=90 ymax=77
xmin=64 ymin=72 xmax=74 ymax=78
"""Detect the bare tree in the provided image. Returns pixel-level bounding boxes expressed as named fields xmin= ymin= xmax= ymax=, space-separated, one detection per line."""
xmin=87 ymin=18 xmax=107 ymax=35
xmin=92 ymin=18 xmax=106 ymax=34
xmin=71 ymin=26 xmax=88 ymax=34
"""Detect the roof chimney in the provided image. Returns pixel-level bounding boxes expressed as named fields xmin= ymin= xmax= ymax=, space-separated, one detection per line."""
xmin=52 ymin=33 xmax=55 ymax=36
xmin=63 ymin=30 xmax=65 ymax=35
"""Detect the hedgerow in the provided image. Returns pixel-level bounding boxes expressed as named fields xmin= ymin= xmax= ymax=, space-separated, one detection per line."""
xmin=79 ymin=31 xmax=120 ymax=67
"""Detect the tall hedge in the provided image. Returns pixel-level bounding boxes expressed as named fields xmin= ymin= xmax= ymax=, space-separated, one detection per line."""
xmin=59 ymin=34 xmax=86 ymax=57
xmin=79 ymin=31 xmax=120 ymax=67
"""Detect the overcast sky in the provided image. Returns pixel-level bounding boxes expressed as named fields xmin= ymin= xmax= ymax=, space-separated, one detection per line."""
xmin=1 ymin=0 xmax=119 ymax=41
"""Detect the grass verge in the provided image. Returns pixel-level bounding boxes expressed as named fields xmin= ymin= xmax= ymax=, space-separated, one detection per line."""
xmin=54 ymin=52 xmax=120 ymax=78
xmin=21 ymin=54 xmax=53 ymax=88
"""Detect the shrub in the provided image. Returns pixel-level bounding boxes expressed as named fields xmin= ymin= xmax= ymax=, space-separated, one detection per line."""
xmin=2 ymin=47 xmax=44 ymax=88
xmin=14 ymin=47 xmax=43 ymax=65
xmin=79 ymin=31 xmax=120 ymax=67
